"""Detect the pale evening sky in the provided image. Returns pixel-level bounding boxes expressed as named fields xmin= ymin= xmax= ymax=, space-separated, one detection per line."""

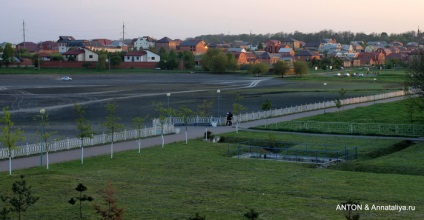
xmin=1 ymin=0 xmax=423 ymax=44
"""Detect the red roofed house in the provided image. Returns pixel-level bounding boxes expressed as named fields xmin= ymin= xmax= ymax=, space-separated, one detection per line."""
xmin=124 ymin=50 xmax=160 ymax=62
xmin=62 ymin=48 xmax=98 ymax=61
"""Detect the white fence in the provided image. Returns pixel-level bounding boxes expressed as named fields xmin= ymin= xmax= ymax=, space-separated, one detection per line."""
xmin=0 ymin=125 xmax=174 ymax=160
xmin=170 ymin=90 xmax=406 ymax=125
xmin=0 ymin=90 xmax=407 ymax=160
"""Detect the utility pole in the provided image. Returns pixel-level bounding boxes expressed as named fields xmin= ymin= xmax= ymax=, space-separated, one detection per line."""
xmin=19 ymin=20 xmax=27 ymax=58
xmin=121 ymin=22 xmax=126 ymax=51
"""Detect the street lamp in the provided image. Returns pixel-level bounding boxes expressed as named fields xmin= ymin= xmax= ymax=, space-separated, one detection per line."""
xmin=217 ymin=89 xmax=221 ymax=123
xmin=373 ymin=78 xmax=377 ymax=104
xmin=166 ymin=93 xmax=171 ymax=109
xmin=39 ymin=109 xmax=45 ymax=167
xmin=323 ymin=83 xmax=327 ymax=114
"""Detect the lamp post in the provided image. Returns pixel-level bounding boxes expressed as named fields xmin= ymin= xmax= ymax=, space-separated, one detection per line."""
xmin=323 ymin=83 xmax=327 ymax=114
xmin=373 ymin=78 xmax=377 ymax=104
xmin=39 ymin=108 xmax=45 ymax=167
xmin=217 ymin=89 xmax=221 ymax=124
xmin=166 ymin=93 xmax=171 ymax=109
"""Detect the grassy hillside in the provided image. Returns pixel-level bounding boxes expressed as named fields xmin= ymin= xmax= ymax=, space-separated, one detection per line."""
xmin=1 ymin=132 xmax=423 ymax=219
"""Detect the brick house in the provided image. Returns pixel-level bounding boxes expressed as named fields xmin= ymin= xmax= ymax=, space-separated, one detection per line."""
xmin=281 ymin=38 xmax=302 ymax=50
xmin=177 ymin=39 xmax=208 ymax=55
xmin=295 ymin=50 xmax=320 ymax=61
xmin=264 ymin=40 xmax=281 ymax=53
xmin=155 ymin=37 xmax=179 ymax=51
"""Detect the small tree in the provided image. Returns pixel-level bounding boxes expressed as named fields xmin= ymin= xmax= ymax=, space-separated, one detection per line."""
xmin=201 ymin=48 xmax=227 ymax=73
xmin=93 ymin=182 xmax=125 ymax=220
xmin=232 ymin=94 xmax=247 ymax=133
xmin=0 ymin=107 xmax=25 ymax=176
xmin=153 ymin=102 xmax=175 ymax=148
xmin=1 ymin=43 xmax=14 ymax=67
xmin=132 ymin=115 xmax=149 ymax=153
xmin=273 ymin=60 xmax=290 ymax=77
xmin=69 ymin=183 xmax=94 ymax=220
xmin=335 ymin=98 xmax=342 ymax=117
xmin=342 ymin=199 xmax=360 ymax=220
xmin=102 ymin=102 xmax=123 ymax=159
xmin=248 ymin=62 xmax=269 ymax=77
xmin=177 ymin=105 xmax=194 ymax=144
xmin=243 ymin=208 xmax=260 ymax=220
xmin=74 ymin=104 xmax=94 ymax=164
xmin=34 ymin=109 xmax=57 ymax=170
xmin=226 ymin=53 xmax=239 ymax=72
xmin=197 ymin=99 xmax=215 ymax=117
xmin=188 ymin=212 xmax=206 ymax=220
xmin=294 ymin=60 xmax=310 ymax=77
xmin=1 ymin=175 xmax=39 ymax=220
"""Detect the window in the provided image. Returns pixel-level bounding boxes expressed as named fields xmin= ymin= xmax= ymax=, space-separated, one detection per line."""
xmin=151 ymin=57 xmax=155 ymax=60
xmin=89 ymin=55 xmax=93 ymax=58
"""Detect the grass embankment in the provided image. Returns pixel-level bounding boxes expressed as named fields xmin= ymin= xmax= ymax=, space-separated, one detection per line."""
xmin=1 ymin=131 xmax=423 ymax=219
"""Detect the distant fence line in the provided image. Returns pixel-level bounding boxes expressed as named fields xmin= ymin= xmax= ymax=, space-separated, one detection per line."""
xmin=169 ymin=90 xmax=407 ymax=126
xmin=260 ymin=121 xmax=424 ymax=137
xmin=0 ymin=125 xmax=174 ymax=160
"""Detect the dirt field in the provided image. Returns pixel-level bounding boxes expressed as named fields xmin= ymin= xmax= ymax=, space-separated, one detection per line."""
xmin=0 ymin=72 xmax=373 ymax=144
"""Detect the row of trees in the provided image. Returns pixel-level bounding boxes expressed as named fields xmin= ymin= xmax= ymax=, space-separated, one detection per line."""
xmin=0 ymin=94 xmax=252 ymax=175
xmin=196 ymin=29 xmax=422 ymax=45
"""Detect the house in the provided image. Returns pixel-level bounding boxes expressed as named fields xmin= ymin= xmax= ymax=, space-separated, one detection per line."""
xmin=61 ymin=48 xmax=98 ymax=61
xmin=356 ymin=52 xmax=385 ymax=66
xmin=295 ymin=50 xmax=320 ymax=61
xmin=245 ymin=52 xmax=258 ymax=64
xmin=133 ymin=36 xmax=156 ymax=50
xmin=38 ymin=41 xmax=58 ymax=51
xmin=375 ymin=48 xmax=392 ymax=56
xmin=227 ymin=51 xmax=248 ymax=65
xmin=227 ymin=48 xmax=246 ymax=53
xmin=303 ymin=42 xmax=322 ymax=51
xmin=278 ymin=48 xmax=295 ymax=64
xmin=350 ymin=41 xmax=364 ymax=52
xmin=256 ymin=52 xmax=280 ymax=64
xmin=91 ymin=39 xmax=113 ymax=46
xmin=16 ymin=42 xmax=39 ymax=53
xmin=319 ymin=43 xmax=342 ymax=54
xmin=124 ymin=50 xmax=160 ymax=62
xmin=264 ymin=40 xmax=281 ymax=53
xmin=367 ymin=41 xmax=388 ymax=47
xmin=57 ymin=36 xmax=75 ymax=53
xmin=155 ymin=37 xmax=179 ymax=51
xmin=281 ymin=38 xmax=302 ymax=50
xmin=231 ymin=40 xmax=251 ymax=49
xmin=177 ymin=39 xmax=208 ymax=55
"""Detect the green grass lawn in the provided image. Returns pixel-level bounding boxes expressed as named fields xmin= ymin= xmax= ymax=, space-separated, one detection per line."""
xmin=1 ymin=132 xmax=423 ymax=219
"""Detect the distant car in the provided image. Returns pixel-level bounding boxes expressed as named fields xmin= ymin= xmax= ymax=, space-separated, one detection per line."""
xmin=358 ymin=73 xmax=364 ymax=77
xmin=61 ymin=76 xmax=72 ymax=81
xmin=343 ymin=73 xmax=350 ymax=77
xmin=333 ymin=73 xmax=341 ymax=77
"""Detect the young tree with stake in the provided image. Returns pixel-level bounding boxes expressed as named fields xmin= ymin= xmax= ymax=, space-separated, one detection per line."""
xmin=74 ymin=104 xmax=94 ymax=164
xmin=102 ymin=102 xmax=123 ymax=159
xmin=0 ymin=107 xmax=25 ymax=176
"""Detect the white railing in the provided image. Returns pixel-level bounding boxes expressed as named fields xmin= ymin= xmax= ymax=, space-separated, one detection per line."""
xmin=236 ymin=90 xmax=405 ymax=123
xmin=0 ymin=125 xmax=174 ymax=160
xmin=0 ymin=90 xmax=406 ymax=160
xmin=169 ymin=90 xmax=406 ymax=125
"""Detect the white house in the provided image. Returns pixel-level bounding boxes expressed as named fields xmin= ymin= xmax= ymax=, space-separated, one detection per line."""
xmin=133 ymin=36 xmax=156 ymax=50
xmin=124 ymin=50 xmax=160 ymax=62
xmin=62 ymin=48 xmax=98 ymax=61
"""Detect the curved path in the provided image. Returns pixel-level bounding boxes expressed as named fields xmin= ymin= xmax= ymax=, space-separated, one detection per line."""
xmin=1 ymin=96 xmax=422 ymax=173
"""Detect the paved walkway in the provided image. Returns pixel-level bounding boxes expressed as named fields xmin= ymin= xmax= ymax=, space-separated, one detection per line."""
xmin=1 ymin=96 xmax=421 ymax=173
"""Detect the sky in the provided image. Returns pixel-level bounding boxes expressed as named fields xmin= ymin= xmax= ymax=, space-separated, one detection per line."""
xmin=1 ymin=0 xmax=424 ymax=44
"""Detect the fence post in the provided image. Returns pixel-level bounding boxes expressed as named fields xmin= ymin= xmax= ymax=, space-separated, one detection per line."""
xmin=67 ymin=138 xmax=70 ymax=150
xmin=124 ymin=129 xmax=127 ymax=141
